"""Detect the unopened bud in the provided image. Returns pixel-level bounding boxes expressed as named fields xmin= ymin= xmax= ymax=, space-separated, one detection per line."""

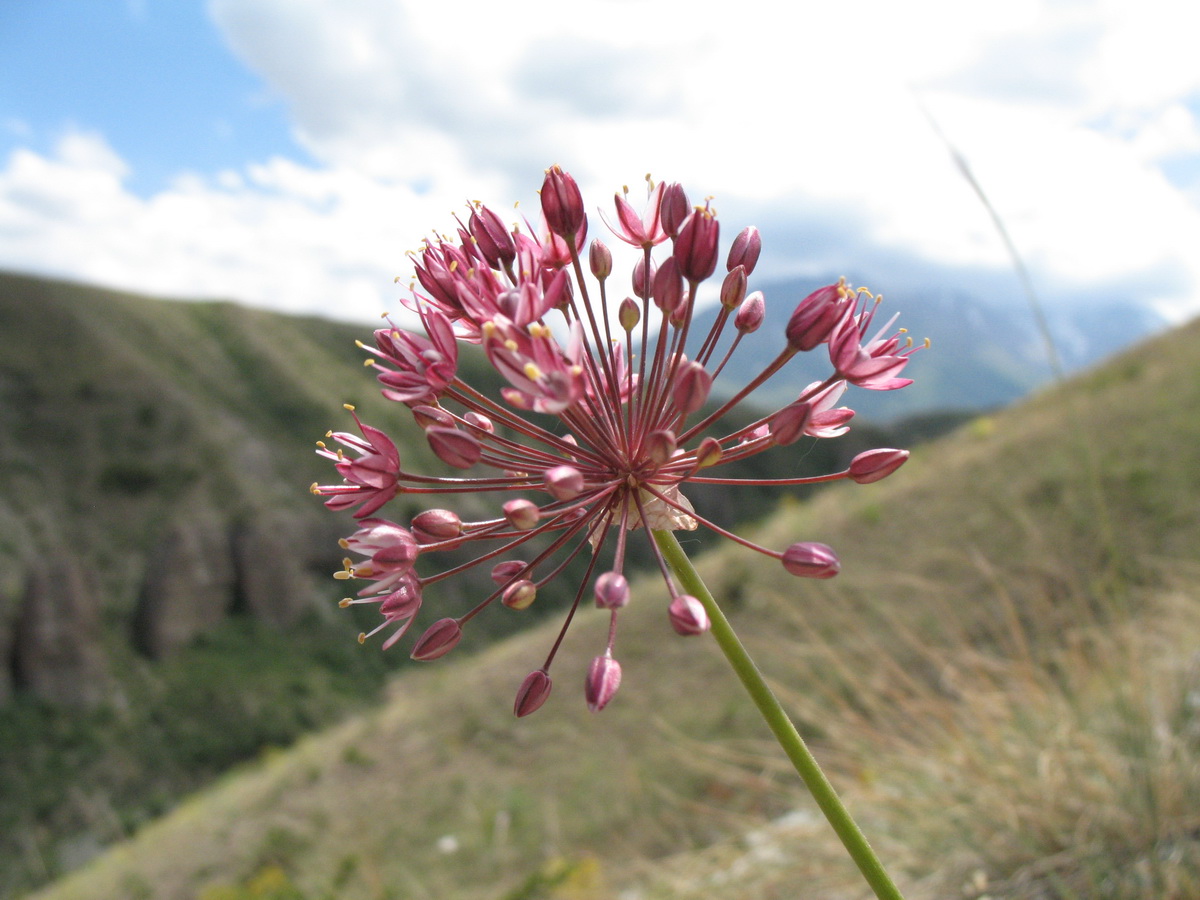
xmin=503 ymin=498 xmax=540 ymax=530
xmin=464 ymin=411 xmax=494 ymax=433
xmin=491 ymin=559 xmax=527 ymax=585
xmin=645 ymin=429 xmax=677 ymax=467
xmin=411 ymin=404 xmax=455 ymax=429
xmin=619 ymin=296 xmax=640 ymax=332
xmin=589 ymin=239 xmax=612 ymax=281
xmin=426 ymin=426 xmax=482 ymax=469
xmin=514 ymin=669 xmax=552 ymax=717
xmin=468 ymin=205 xmax=516 ymax=269
xmin=585 ymin=654 xmax=622 ymax=712
xmin=410 ymin=617 xmax=463 ymax=660
xmin=727 ymin=225 xmax=762 ymax=274
xmin=735 ymin=291 xmax=765 ymax=333
xmin=660 ymin=182 xmax=690 ymax=237
xmin=668 ymin=594 xmax=710 ymax=635
xmin=632 ymin=256 xmax=655 ymax=300
xmin=411 ymin=508 xmax=463 ymax=543
xmin=672 ymin=360 xmax=712 ymax=414
xmin=673 ymin=208 xmax=719 ymax=282
xmin=720 ymin=266 xmax=747 ymax=310
xmin=594 ymin=571 xmax=630 ymax=609
xmin=781 ymin=542 xmax=840 ymax=579
xmin=653 ymin=256 xmax=684 ymax=314
xmin=694 ymin=436 xmax=723 ymax=469
xmin=786 ymin=283 xmax=849 ymax=351
xmin=544 ymin=465 xmax=584 ymax=500
xmin=540 ymin=165 xmax=585 ymax=239
xmin=769 ymin=401 xmax=813 ymax=447
xmin=502 ymin=579 xmax=537 ymax=610
xmin=848 ymin=448 xmax=909 ymax=484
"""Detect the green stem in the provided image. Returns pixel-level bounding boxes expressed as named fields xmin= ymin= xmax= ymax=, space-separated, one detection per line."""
xmin=653 ymin=529 xmax=905 ymax=900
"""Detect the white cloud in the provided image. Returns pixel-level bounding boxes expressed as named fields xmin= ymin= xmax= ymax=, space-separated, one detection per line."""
xmin=2 ymin=0 xmax=1199 ymax=324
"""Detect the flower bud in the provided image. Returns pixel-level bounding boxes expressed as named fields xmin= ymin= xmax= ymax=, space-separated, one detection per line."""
xmin=673 ymin=209 xmax=719 ymax=282
xmin=468 ymin=205 xmax=516 ymax=269
xmin=734 ymin=291 xmax=765 ymax=333
xmin=426 ymin=426 xmax=482 ymax=469
xmin=411 ymin=508 xmax=463 ymax=544
xmin=514 ymin=669 xmax=552 ymax=717
xmin=540 ymin=165 xmax=585 ymax=239
xmin=502 ymin=579 xmax=537 ymax=610
xmin=660 ymin=182 xmax=690 ymax=237
xmin=632 ymin=256 xmax=655 ymax=300
xmin=848 ymin=448 xmax=909 ymax=484
xmin=594 ymin=571 xmax=629 ymax=609
xmin=491 ymin=559 xmax=527 ymax=585
xmin=410 ymin=617 xmax=463 ymax=660
xmin=720 ymin=266 xmax=747 ymax=311
xmin=544 ymin=464 xmax=584 ymax=500
xmin=618 ymin=296 xmax=640 ymax=332
xmin=781 ymin=542 xmax=840 ymax=579
xmin=653 ymin=256 xmax=684 ymax=314
xmin=672 ymin=360 xmax=712 ymax=415
xmin=644 ymin=429 xmax=677 ymax=467
xmin=411 ymin=404 xmax=455 ymax=429
xmin=503 ymin=498 xmax=540 ymax=530
xmin=727 ymin=225 xmax=762 ymax=274
xmin=694 ymin=436 xmax=723 ymax=468
xmin=786 ymin=283 xmax=849 ymax=351
xmin=585 ymin=654 xmax=622 ymax=712
xmin=769 ymin=401 xmax=813 ymax=447
xmin=668 ymin=594 xmax=710 ymax=635
xmin=589 ymin=239 xmax=612 ymax=281
xmin=464 ymin=411 xmax=494 ymax=433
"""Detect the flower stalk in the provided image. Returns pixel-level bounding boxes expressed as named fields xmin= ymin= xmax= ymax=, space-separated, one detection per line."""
xmin=653 ymin=528 xmax=906 ymax=900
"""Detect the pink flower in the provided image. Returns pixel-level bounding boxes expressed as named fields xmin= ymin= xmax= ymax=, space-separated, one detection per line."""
xmin=313 ymin=170 xmax=917 ymax=714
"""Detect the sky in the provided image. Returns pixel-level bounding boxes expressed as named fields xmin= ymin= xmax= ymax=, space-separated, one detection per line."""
xmin=2 ymin=0 xmax=1200 ymax=326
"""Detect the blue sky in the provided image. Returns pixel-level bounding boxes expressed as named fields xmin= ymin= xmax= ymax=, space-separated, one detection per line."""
xmin=2 ymin=0 xmax=1199 ymax=324
xmin=0 ymin=1 xmax=302 ymax=195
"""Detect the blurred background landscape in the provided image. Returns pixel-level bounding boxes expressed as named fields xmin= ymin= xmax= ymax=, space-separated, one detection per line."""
xmin=2 ymin=1 xmax=1199 ymax=898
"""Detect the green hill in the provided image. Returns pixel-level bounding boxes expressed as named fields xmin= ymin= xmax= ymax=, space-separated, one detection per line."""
xmin=0 ymin=271 xmax=922 ymax=899
xmin=18 ymin=297 xmax=1200 ymax=898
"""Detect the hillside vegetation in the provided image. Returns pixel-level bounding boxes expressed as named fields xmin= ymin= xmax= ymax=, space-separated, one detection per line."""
xmin=22 ymin=305 xmax=1200 ymax=899
xmin=0 ymin=271 xmax=920 ymax=898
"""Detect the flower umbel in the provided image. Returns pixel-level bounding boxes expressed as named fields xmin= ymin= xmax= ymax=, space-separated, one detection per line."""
xmin=313 ymin=166 xmax=917 ymax=716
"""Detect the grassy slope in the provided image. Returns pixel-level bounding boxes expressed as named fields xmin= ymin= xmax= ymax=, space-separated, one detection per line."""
xmin=24 ymin=310 xmax=1200 ymax=899
xmin=0 ymin=271 xmax=923 ymax=899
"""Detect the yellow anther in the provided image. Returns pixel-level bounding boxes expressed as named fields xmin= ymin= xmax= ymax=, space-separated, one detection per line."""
xmin=482 ymin=321 xmax=497 ymax=338
xmin=364 ymin=359 xmax=375 ymax=367
xmin=449 ymin=260 xmax=458 ymax=272
xmin=355 ymin=339 xmax=365 ymax=348
xmin=524 ymin=362 xmax=544 ymax=380
xmin=357 ymin=633 xmax=366 ymax=645
xmin=898 ymin=327 xmax=908 ymax=334
xmin=325 ymin=430 xmax=333 ymax=438
xmin=338 ymin=538 xmax=349 ymax=549
xmin=339 ymin=598 xmax=352 ymax=608
xmin=923 ymin=337 xmax=932 ymax=349
xmin=309 ymin=482 xmax=320 ymax=494
xmin=333 ymin=571 xmax=352 ymax=580
xmin=316 ymin=440 xmax=327 ymax=449
xmin=343 ymin=403 xmax=356 ymax=411
xmin=505 ymin=339 xmax=518 ymax=351
xmin=529 ymin=323 xmax=550 ymax=339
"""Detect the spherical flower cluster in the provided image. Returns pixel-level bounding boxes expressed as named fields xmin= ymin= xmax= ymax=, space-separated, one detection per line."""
xmin=313 ymin=166 xmax=920 ymax=716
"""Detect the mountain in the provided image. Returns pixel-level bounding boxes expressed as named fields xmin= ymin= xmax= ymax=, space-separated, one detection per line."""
xmin=19 ymin=294 xmax=1200 ymax=898
xmin=694 ymin=274 xmax=1165 ymax=421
